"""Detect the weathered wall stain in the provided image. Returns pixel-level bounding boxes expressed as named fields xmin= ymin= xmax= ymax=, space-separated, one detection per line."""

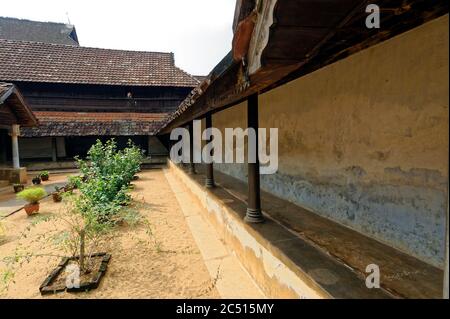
xmin=384 ymin=167 xmax=448 ymax=189
xmin=214 ymin=162 xmax=447 ymax=266
xmin=260 ymin=172 xmax=446 ymax=263
xmin=213 ymin=15 xmax=449 ymax=267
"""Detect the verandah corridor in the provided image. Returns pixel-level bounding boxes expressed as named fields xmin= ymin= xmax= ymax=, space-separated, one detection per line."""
xmin=169 ymin=162 xmax=443 ymax=299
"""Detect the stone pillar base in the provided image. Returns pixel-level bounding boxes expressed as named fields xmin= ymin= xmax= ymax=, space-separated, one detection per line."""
xmin=0 ymin=167 xmax=27 ymax=185
xmin=245 ymin=208 xmax=265 ymax=224
xmin=205 ymin=178 xmax=215 ymax=188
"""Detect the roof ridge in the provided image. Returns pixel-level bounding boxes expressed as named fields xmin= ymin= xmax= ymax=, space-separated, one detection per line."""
xmin=0 ymin=16 xmax=73 ymax=27
xmin=0 ymin=38 xmax=175 ymax=55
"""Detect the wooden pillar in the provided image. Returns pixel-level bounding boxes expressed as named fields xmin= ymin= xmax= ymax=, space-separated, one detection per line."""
xmin=51 ymin=137 xmax=57 ymax=162
xmin=10 ymin=124 xmax=20 ymax=169
xmin=58 ymin=137 xmax=67 ymax=158
xmin=205 ymin=113 xmax=215 ymax=188
xmin=245 ymin=94 xmax=264 ymax=223
xmin=147 ymin=135 xmax=152 ymax=157
xmin=188 ymin=122 xmax=196 ymax=174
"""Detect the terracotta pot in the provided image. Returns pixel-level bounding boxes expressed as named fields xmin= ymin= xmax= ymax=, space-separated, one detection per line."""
xmin=13 ymin=185 xmax=25 ymax=193
xmin=41 ymin=175 xmax=49 ymax=181
xmin=52 ymin=193 xmax=62 ymax=203
xmin=24 ymin=203 xmax=39 ymax=215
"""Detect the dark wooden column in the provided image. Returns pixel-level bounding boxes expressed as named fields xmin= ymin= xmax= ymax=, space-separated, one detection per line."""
xmin=188 ymin=121 xmax=196 ymax=174
xmin=51 ymin=137 xmax=57 ymax=162
xmin=245 ymin=94 xmax=264 ymax=223
xmin=205 ymin=113 xmax=215 ymax=188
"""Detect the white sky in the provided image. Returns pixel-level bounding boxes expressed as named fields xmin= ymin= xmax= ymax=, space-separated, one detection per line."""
xmin=1 ymin=0 xmax=236 ymax=76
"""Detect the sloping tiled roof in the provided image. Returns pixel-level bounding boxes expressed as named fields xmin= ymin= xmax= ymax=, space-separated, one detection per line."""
xmin=20 ymin=111 xmax=168 ymax=137
xmin=0 ymin=17 xmax=79 ymax=45
xmin=0 ymin=39 xmax=200 ymax=87
xmin=0 ymin=82 xmax=38 ymax=126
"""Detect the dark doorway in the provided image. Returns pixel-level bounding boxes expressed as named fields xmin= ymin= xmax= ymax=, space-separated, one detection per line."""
xmin=0 ymin=129 xmax=12 ymax=164
xmin=64 ymin=136 xmax=148 ymax=159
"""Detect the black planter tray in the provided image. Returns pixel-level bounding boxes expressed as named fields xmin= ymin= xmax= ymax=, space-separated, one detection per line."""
xmin=39 ymin=252 xmax=111 ymax=295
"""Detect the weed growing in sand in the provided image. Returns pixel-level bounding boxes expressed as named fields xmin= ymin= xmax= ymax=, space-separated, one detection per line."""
xmin=0 ymin=222 xmax=5 ymax=244
xmin=136 ymin=215 xmax=199 ymax=256
xmin=1 ymin=269 xmax=14 ymax=292
xmin=138 ymin=218 xmax=163 ymax=253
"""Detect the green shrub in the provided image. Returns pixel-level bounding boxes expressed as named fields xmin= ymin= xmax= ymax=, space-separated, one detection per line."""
xmin=77 ymin=139 xmax=143 ymax=186
xmin=17 ymin=187 xmax=47 ymax=204
xmin=74 ymin=139 xmax=144 ymax=223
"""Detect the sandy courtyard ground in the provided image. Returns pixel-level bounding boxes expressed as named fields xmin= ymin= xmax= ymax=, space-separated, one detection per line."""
xmin=0 ymin=169 xmax=219 ymax=298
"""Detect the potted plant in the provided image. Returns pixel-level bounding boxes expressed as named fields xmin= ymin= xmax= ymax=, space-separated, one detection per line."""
xmin=65 ymin=176 xmax=81 ymax=192
xmin=40 ymin=171 xmax=50 ymax=181
xmin=16 ymin=187 xmax=47 ymax=216
xmin=52 ymin=186 xmax=63 ymax=203
xmin=13 ymin=183 xmax=25 ymax=193
xmin=32 ymin=175 xmax=42 ymax=185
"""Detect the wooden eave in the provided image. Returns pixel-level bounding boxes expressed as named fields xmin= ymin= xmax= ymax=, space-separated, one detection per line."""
xmin=158 ymin=0 xmax=448 ymax=134
xmin=0 ymin=84 xmax=38 ymax=127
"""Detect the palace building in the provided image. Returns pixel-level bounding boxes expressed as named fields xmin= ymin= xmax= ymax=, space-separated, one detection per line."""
xmin=0 ymin=17 xmax=198 ymax=167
